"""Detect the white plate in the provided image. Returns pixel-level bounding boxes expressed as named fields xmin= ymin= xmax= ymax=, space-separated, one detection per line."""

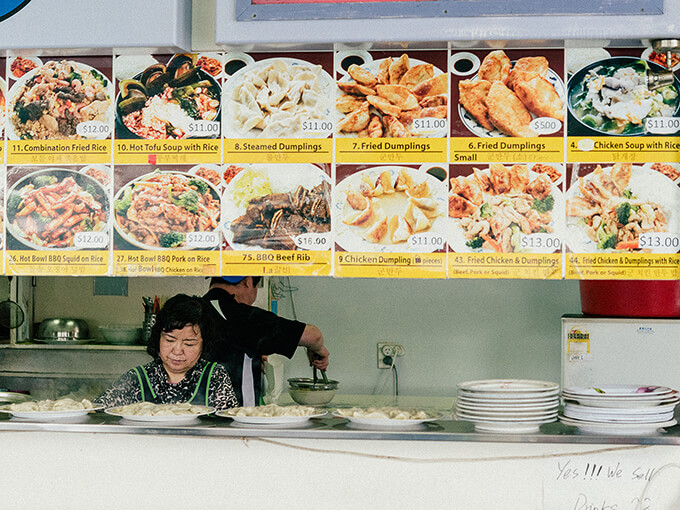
xmin=221 ymin=163 xmax=331 ymax=251
xmin=459 ymin=389 xmax=560 ymax=400
xmin=456 ymin=403 xmax=559 ymax=416
xmin=105 ymin=406 xmax=214 ymax=424
xmin=223 ymin=57 xmax=334 ymax=139
xmin=563 ymin=408 xmax=675 ymax=424
xmin=334 ymin=165 xmax=447 ymax=253
xmin=563 ymin=384 xmax=673 ymax=397
xmin=457 ymin=393 xmax=560 ymax=404
xmin=188 ymin=164 xmax=223 ymax=190
xmin=448 ymin=165 xmax=564 ymax=254
xmin=559 ymin=416 xmax=677 ymax=436
xmin=7 ymin=55 xmax=42 ymax=80
xmin=7 ymin=60 xmax=114 ymax=140
xmin=564 ymin=401 xmax=678 ymax=416
xmin=0 ymin=406 xmax=103 ymax=421
xmin=458 ymin=64 xmax=564 ymax=138
xmin=565 ymin=164 xmax=680 ymax=254
xmin=455 ymin=411 xmax=558 ymax=422
xmin=458 ymin=379 xmax=560 ymax=393
xmin=217 ymin=410 xmax=327 ymax=425
xmin=455 ymin=398 xmax=559 ymax=411
xmin=336 ymin=56 xmax=448 ymax=138
xmin=333 ymin=411 xmax=440 ymax=428
xmin=564 ymin=394 xmax=679 ymax=409
xmin=463 ymin=417 xmax=556 ymax=434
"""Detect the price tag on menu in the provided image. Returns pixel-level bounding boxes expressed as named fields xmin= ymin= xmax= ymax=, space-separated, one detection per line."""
xmin=76 ymin=120 xmax=111 ymax=138
xmin=411 ymin=117 xmax=447 ymax=136
xmin=520 ymin=233 xmax=562 ymax=251
xmin=638 ymin=232 xmax=680 ymax=251
xmin=186 ymin=231 xmax=220 ymax=249
xmin=187 ymin=120 xmax=221 ymax=137
xmin=408 ymin=232 xmax=445 ymax=251
xmin=74 ymin=232 xmax=109 ymax=249
xmin=293 ymin=232 xmax=331 ymax=250
xmin=300 ymin=119 xmax=333 ymax=137
xmin=529 ymin=117 xmax=562 ymax=136
xmin=645 ymin=117 xmax=680 ymax=135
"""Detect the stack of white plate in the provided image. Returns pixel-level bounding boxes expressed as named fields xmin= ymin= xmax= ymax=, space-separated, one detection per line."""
xmin=560 ymin=385 xmax=679 ymax=435
xmin=454 ymin=379 xmax=560 ymax=433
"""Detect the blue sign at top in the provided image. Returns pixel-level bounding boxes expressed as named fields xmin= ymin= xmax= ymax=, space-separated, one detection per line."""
xmin=0 ymin=0 xmax=31 ymax=22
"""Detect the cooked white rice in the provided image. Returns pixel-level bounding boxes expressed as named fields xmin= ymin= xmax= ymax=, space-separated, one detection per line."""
xmin=115 ymin=55 xmax=159 ymax=81
xmin=566 ymin=48 xmax=611 ymax=74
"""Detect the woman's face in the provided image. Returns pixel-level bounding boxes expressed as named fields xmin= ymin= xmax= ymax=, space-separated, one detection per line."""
xmin=159 ymin=324 xmax=203 ymax=382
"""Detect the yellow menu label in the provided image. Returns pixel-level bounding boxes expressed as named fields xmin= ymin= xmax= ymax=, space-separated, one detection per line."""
xmin=336 ymin=138 xmax=447 ymax=163
xmin=334 ymin=252 xmax=446 ymax=278
xmin=114 ymin=140 xmax=221 ymax=165
xmin=6 ymin=250 xmax=109 ymax=275
xmin=223 ymin=250 xmax=331 ymax=276
xmin=566 ymin=253 xmax=680 ymax=280
xmin=449 ymin=252 xmax=562 ymax=279
xmin=567 ymin=137 xmax=680 ymax=163
xmin=451 ymin=137 xmax=563 ymax=163
xmin=113 ymin=250 xmax=220 ymax=276
xmin=7 ymin=140 xmax=111 ymax=165
xmin=224 ymin=139 xmax=332 ymax=164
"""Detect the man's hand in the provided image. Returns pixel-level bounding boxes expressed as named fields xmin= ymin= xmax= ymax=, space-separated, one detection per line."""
xmin=307 ymin=346 xmax=329 ymax=371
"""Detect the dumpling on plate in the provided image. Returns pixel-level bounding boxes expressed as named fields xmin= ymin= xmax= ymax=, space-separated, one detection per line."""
xmin=363 ymin=213 xmax=388 ymax=243
xmin=389 ymin=215 xmax=412 ymax=243
xmin=404 ymin=202 xmax=431 ymax=232
xmin=344 ymin=202 xmax=375 ymax=226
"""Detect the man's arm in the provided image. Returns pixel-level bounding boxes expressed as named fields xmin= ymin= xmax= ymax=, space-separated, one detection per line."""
xmin=299 ymin=324 xmax=330 ymax=370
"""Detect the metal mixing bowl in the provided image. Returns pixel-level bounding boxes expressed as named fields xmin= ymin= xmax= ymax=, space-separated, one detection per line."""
xmin=288 ymin=377 xmax=339 ymax=406
xmin=36 ymin=318 xmax=90 ymax=341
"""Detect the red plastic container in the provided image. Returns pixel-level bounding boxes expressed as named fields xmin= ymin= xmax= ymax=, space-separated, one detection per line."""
xmin=579 ymin=280 xmax=680 ymax=317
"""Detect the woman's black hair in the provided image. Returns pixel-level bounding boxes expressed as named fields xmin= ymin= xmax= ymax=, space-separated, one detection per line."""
xmin=147 ymin=294 xmax=218 ymax=360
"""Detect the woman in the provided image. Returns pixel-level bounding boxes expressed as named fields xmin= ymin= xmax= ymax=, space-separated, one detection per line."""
xmin=95 ymin=294 xmax=238 ymax=411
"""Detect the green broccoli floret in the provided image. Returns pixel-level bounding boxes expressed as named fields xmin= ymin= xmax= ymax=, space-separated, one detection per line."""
xmin=597 ymin=232 xmax=617 ymax=250
xmin=67 ymin=71 xmax=83 ymax=83
xmin=479 ymin=203 xmax=493 ymax=218
xmin=465 ymin=236 xmax=484 ymax=249
xmin=32 ymin=175 xmax=58 ymax=188
xmin=6 ymin=193 xmax=23 ymax=215
xmin=174 ymin=190 xmax=200 ymax=213
xmin=159 ymin=232 xmax=186 ymax=248
xmin=79 ymin=218 xmax=94 ymax=231
xmin=115 ymin=188 xmax=133 ymax=216
xmin=85 ymin=183 xmax=103 ymax=203
xmin=531 ymin=195 xmax=555 ymax=214
xmin=622 ymin=189 xmax=634 ymax=199
xmin=615 ymin=202 xmax=632 ymax=225
xmin=188 ymin=178 xmax=209 ymax=194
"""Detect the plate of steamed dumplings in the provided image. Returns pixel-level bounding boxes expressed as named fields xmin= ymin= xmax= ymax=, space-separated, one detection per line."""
xmin=217 ymin=404 xmax=327 ymax=425
xmin=333 ymin=406 xmax=441 ymax=428
xmin=0 ymin=398 xmax=102 ymax=421
xmin=223 ymin=57 xmax=334 ymax=139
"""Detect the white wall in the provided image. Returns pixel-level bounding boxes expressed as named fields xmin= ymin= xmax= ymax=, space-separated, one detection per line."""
xmin=31 ymin=276 xmax=581 ymax=398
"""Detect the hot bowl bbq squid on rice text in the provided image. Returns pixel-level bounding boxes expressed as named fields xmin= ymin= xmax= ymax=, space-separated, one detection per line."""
xmin=114 ymin=171 xmax=220 ymax=249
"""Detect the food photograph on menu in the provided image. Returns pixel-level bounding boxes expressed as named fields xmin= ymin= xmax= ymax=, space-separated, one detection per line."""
xmin=6 ymin=56 xmax=113 ymax=140
xmin=112 ymin=165 xmax=221 ymax=250
xmin=335 ymin=50 xmax=448 ymax=138
xmin=221 ymin=163 xmax=331 ymax=251
xmin=450 ymin=49 xmax=565 ymax=138
xmin=114 ymin=53 xmax=221 ymax=140
xmin=448 ymin=163 xmax=564 ymax=253
xmin=0 ymin=55 xmax=6 ymax=139
xmin=222 ymin=52 xmax=333 ymax=139
xmin=5 ymin=165 xmax=111 ymax=250
xmin=565 ymin=47 xmax=680 ymax=137
xmin=334 ymin=164 xmax=447 ymax=252
xmin=565 ymin=162 xmax=680 ymax=253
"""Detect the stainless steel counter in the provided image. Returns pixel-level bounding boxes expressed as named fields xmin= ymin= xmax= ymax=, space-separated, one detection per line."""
xmin=2 ymin=412 xmax=680 ymax=445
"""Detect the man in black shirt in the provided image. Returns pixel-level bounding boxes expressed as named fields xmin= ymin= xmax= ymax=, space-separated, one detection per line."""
xmin=204 ymin=276 xmax=330 ymax=406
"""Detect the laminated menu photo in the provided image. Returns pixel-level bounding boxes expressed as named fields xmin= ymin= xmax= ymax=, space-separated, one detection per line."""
xmin=221 ymin=162 xmax=332 ymax=277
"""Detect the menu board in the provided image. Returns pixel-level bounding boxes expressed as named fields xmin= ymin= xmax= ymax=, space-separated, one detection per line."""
xmin=334 ymin=50 xmax=448 ymax=164
xmin=5 ymin=165 xmax=111 ymax=275
xmin=222 ymin=51 xmax=333 ymax=165
xmin=221 ymin=163 xmax=332 ymax=276
xmin=0 ymin=44 xmax=676 ymax=280
xmin=450 ymin=48 xmax=565 ymax=164
xmin=565 ymin=46 xmax=680 ymax=279
xmin=5 ymin=55 xmax=113 ymax=165
xmin=448 ymin=163 xmax=563 ymax=279
xmin=113 ymin=53 xmax=222 ymax=165
xmin=111 ymin=165 xmax=221 ymax=276
xmin=334 ymin=163 xmax=447 ymax=278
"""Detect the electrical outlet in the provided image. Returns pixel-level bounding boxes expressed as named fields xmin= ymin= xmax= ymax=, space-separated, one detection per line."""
xmin=377 ymin=342 xmax=405 ymax=368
